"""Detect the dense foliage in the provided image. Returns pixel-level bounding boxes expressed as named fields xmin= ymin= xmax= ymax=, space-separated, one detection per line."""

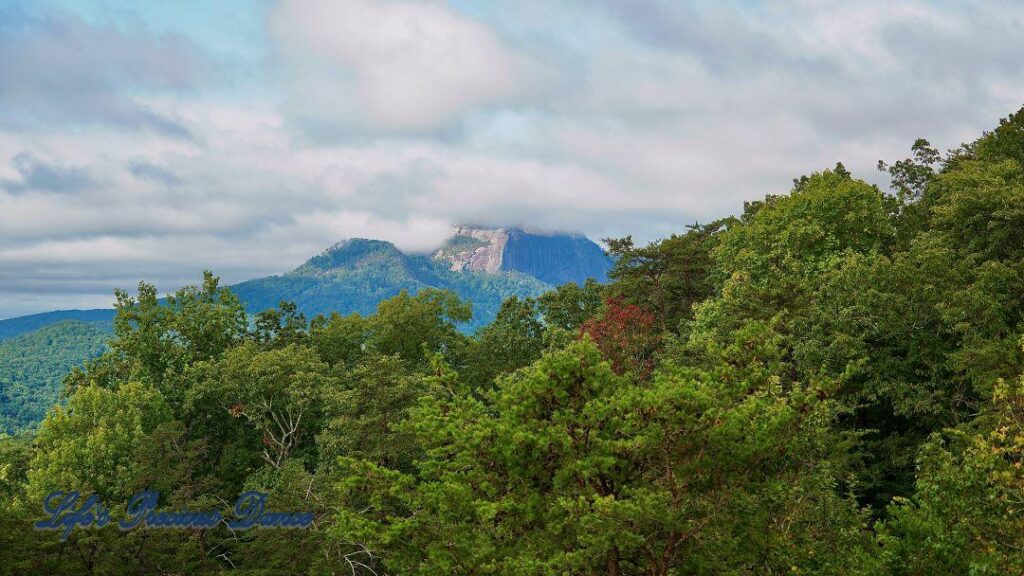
xmin=0 ymin=320 xmax=110 ymax=433
xmin=3 ymin=108 xmax=1024 ymax=574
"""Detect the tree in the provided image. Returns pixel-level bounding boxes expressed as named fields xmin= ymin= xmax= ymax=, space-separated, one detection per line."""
xmin=319 ymin=354 xmax=425 ymax=472
xmin=190 ymin=342 xmax=334 ymax=468
xmin=368 ymin=289 xmax=471 ymax=367
xmin=331 ymin=338 xmax=878 ymax=575
xmin=20 ymin=382 xmax=174 ymax=575
xmin=253 ymin=300 xmax=308 ymax=348
xmin=878 ymin=138 xmax=941 ymax=203
xmin=537 ymin=279 xmax=604 ymax=331
xmin=73 ymin=271 xmax=248 ymax=409
xmin=879 ymin=361 xmax=1024 ymax=575
xmin=464 ymin=296 xmax=545 ymax=386
xmin=604 ymin=221 xmax=724 ymax=332
xmin=26 ymin=381 xmax=171 ymax=502
xmin=580 ymin=298 xmax=662 ymax=379
xmin=973 ymin=106 xmax=1024 ymax=164
xmin=310 ymin=312 xmax=370 ymax=368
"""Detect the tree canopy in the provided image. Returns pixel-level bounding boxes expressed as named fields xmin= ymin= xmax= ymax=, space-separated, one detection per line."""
xmin=4 ymin=106 xmax=1024 ymax=574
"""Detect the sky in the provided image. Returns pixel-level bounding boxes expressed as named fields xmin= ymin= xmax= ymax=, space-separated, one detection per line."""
xmin=1 ymin=0 xmax=1023 ymax=318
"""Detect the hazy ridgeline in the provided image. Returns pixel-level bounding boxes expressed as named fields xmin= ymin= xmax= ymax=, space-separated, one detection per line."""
xmin=3 ymin=108 xmax=1024 ymax=574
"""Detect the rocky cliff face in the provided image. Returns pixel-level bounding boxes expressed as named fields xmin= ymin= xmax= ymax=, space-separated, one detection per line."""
xmin=432 ymin=225 xmax=509 ymax=273
xmin=433 ymin=225 xmax=612 ymax=286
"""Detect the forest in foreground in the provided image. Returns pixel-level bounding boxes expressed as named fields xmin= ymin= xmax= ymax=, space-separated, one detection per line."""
xmin=3 ymin=107 xmax=1024 ymax=575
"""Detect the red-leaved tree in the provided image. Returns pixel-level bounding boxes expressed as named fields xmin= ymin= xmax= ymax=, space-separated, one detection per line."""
xmin=580 ymin=298 xmax=661 ymax=379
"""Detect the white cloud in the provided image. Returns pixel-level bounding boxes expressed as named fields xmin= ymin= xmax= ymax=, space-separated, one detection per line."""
xmin=269 ymin=0 xmax=537 ymax=134
xmin=0 ymin=7 xmax=208 ymax=137
xmin=2 ymin=0 xmax=1024 ymax=318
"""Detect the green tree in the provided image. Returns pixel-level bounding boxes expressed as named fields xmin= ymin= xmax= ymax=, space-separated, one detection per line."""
xmin=604 ymin=221 xmax=724 ymax=333
xmin=879 ymin=363 xmax=1024 ymax=575
xmin=26 ymin=381 xmax=171 ymax=501
xmin=319 ymin=354 xmax=425 ymax=472
xmin=310 ymin=311 xmax=370 ymax=368
xmin=464 ymin=296 xmax=544 ymax=386
xmin=71 ymin=271 xmax=247 ymax=410
xmin=536 ymin=279 xmax=604 ymax=331
xmin=16 ymin=382 xmax=174 ymax=575
xmin=368 ymin=289 xmax=471 ymax=366
xmin=252 ymin=300 xmax=308 ymax=348
xmin=189 ymin=342 xmax=334 ymax=468
xmin=331 ymin=338 xmax=877 ymax=575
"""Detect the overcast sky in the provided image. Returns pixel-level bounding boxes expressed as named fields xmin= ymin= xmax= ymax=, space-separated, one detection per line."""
xmin=1 ymin=0 xmax=1023 ymax=318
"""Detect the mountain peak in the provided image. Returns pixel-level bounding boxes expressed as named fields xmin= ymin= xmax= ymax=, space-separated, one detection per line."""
xmin=294 ymin=238 xmax=407 ymax=274
xmin=433 ymin=225 xmax=611 ymax=285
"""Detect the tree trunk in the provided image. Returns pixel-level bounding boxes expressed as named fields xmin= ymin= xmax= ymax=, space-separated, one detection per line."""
xmin=607 ymin=546 xmax=621 ymax=576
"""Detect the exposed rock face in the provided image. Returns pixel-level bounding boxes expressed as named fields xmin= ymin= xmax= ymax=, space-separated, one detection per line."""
xmin=433 ymin=225 xmax=612 ymax=286
xmin=501 ymin=228 xmax=612 ymax=286
xmin=433 ymin=226 xmax=510 ymax=273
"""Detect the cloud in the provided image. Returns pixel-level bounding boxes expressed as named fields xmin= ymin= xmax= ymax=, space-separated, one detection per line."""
xmin=127 ymin=159 xmax=183 ymax=186
xmin=269 ymin=0 xmax=537 ymax=135
xmin=1 ymin=153 xmax=95 ymax=193
xmin=3 ymin=0 xmax=1024 ymax=318
xmin=593 ymin=0 xmax=819 ymax=75
xmin=0 ymin=5 xmax=209 ymax=137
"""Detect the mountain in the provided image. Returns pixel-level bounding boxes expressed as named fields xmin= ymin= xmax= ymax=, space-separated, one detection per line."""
xmin=0 ymin=226 xmax=610 ymax=430
xmin=0 ymin=226 xmax=612 ymax=336
xmin=0 ymin=320 xmax=111 ymax=432
xmin=433 ymin=225 xmax=612 ymax=285
xmin=0 ymin=308 xmax=115 ymax=341
xmin=233 ymin=227 xmax=611 ymax=329
xmin=232 ymin=238 xmax=547 ymax=331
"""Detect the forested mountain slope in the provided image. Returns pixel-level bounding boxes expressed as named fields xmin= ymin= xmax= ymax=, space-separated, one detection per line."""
xmin=0 ymin=320 xmax=109 ymax=432
xmin=0 ymin=309 xmax=114 ymax=341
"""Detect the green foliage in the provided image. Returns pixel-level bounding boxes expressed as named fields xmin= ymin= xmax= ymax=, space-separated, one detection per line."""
xmin=879 ymin=367 xmax=1024 ymax=575
xmin=605 ymin=221 xmax=724 ymax=332
xmin=319 ymin=354 xmax=425 ymax=472
xmin=6 ymin=106 xmax=1024 ymax=573
xmin=26 ymin=381 xmax=171 ymax=501
xmin=309 ymin=311 xmax=369 ymax=368
xmin=713 ymin=166 xmax=897 ymax=293
xmin=99 ymin=271 xmax=248 ymax=409
xmin=973 ymin=106 xmax=1024 ymax=164
xmin=331 ymin=339 xmax=878 ymax=575
xmin=252 ymin=300 xmax=308 ymax=348
xmin=367 ymin=288 xmax=471 ymax=367
xmin=536 ymin=277 xmax=604 ymax=331
xmin=189 ymin=342 xmax=334 ymax=468
xmin=878 ymin=138 xmax=941 ymax=202
xmin=463 ymin=296 xmax=544 ymax=386
xmin=0 ymin=320 xmax=109 ymax=432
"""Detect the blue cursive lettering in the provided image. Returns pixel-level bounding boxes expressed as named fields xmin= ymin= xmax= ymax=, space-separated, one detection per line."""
xmin=35 ymin=491 xmax=111 ymax=542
